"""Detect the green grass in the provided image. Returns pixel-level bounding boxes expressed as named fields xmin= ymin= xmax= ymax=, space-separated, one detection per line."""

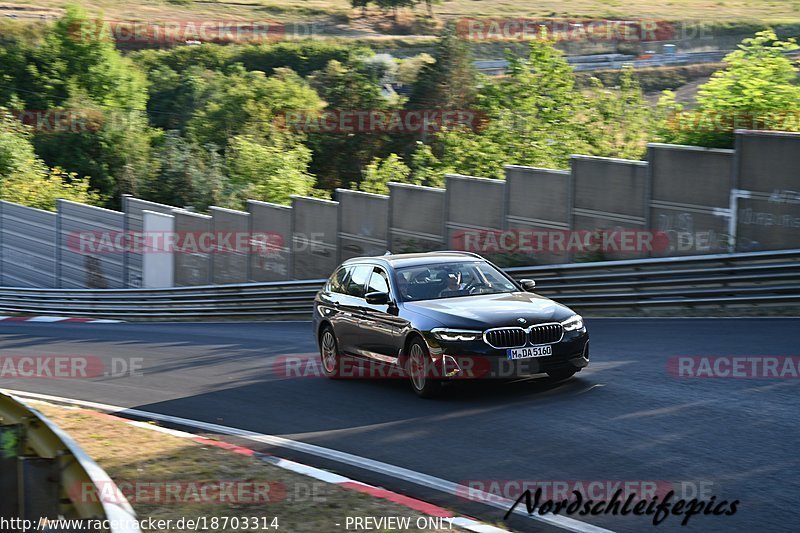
xmin=35 ymin=402 xmax=459 ymax=533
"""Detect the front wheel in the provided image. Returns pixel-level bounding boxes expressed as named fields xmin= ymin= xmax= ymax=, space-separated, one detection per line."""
xmin=406 ymin=339 xmax=442 ymax=398
xmin=319 ymin=326 xmax=342 ymax=379
xmin=547 ymin=368 xmax=577 ymax=381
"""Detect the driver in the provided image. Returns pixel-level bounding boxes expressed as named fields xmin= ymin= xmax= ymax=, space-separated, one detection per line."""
xmin=440 ymin=272 xmax=465 ymax=297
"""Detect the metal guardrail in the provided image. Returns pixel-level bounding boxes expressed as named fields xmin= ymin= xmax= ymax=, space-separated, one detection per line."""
xmin=0 ymin=250 xmax=797 ymax=319
xmin=0 ymin=391 xmax=140 ymax=532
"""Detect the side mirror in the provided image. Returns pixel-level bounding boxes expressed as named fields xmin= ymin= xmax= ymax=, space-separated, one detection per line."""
xmin=365 ymin=291 xmax=390 ymax=305
xmin=520 ymin=279 xmax=536 ymax=292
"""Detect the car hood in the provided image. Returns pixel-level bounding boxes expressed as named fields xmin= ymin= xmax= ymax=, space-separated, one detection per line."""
xmin=403 ymin=292 xmax=575 ymax=330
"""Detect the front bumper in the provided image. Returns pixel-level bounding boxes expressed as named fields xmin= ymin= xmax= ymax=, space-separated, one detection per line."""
xmin=421 ymin=329 xmax=590 ymax=379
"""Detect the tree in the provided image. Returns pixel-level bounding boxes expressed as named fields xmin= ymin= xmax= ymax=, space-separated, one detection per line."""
xmin=410 ymin=31 xmax=655 ymax=182
xmin=657 ymin=30 xmax=800 ymax=148
xmin=359 ymin=153 xmax=414 ymax=194
xmin=407 ymin=25 xmax=477 ymax=111
xmin=139 ymin=131 xmax=230 ymax=212
xmin=307 ymin=59 xmax=391 ymax=190
xmin=0 ymin=109 xmax=98 ymax=210
xmin=226 ymin=134 xmax=315 ymax=205
xmin=0 ymin=6 xmax=154 ymax=205
xmin=397 ymin=53 xmax=435 ymax=85
xmin=352 ymin=0 xmax=416 ymax=19
xmin=187 ymin=66 xmax=321 ymax=149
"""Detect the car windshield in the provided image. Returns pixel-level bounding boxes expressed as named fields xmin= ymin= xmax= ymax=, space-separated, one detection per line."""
xmin=395 ymin=261 xmax=517 ymax=302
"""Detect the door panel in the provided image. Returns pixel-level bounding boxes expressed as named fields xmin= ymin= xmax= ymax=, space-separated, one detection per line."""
xmin=336 ymin=265 xmax=371 ymax=355
xmin=360 ymin=267 xmax=405 ymax=363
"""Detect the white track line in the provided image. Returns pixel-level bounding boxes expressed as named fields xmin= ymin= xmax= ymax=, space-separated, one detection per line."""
xmin=2 ymin=388 xmax=613 ymax=533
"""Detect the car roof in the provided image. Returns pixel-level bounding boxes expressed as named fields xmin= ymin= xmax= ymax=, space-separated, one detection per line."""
xmin=342 ymin=251 xmax=485 ymax=269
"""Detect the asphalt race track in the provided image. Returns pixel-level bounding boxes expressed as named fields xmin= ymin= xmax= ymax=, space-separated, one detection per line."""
xmin=1 ymin=318 xmax=797 ymax=532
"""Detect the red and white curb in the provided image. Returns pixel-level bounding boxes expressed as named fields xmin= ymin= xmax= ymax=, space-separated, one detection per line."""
xmin=2 ymin=389 xmax=611 ymax=533
xmin=14 ymin=394 xmax=510 ymax=533
xmin=0 ymin=316 xmax=122 ymax=323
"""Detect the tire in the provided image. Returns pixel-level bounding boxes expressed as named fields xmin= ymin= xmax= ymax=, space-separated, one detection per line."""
xmin=319 ymin=326 xmax=342 ymax=379
xmin=406 ymin=338 xmax=442 ymax=398
xmin=547 ymin=368 xmax=578 ymax=381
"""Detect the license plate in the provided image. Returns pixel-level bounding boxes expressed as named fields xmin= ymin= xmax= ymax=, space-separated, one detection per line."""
xmin=507 ymin=345 xmax=553 ymax=360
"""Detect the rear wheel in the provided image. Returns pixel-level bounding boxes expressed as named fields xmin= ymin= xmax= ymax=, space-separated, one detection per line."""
xmin=547 ymin=368 xmax=577 ymax=381
xmin=319 ymin=326 xmax=342 ymax=379
xmin=407 ymin=339 xmax=441 ymax=398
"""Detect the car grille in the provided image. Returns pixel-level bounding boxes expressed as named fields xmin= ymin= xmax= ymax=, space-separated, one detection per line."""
xmin=528 ymin=323 xmax=564 ymax=345
xmin=483 ymin=323 xmax=565 ymax=349
xmin=484 ymin=327 xmax=527 ymax=349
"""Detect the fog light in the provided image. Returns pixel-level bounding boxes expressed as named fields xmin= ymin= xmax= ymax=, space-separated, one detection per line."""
xmin=442 ymin=355 xmax=461 ymax=377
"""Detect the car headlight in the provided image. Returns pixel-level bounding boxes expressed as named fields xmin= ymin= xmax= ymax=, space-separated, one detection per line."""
xmin=431 ymin=328 xmax=483 ymax=342
xmin=561 ymin=314 xmax=584 ymax=332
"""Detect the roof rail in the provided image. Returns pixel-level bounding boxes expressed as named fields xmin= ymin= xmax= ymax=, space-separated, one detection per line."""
xmin=437 ymin=250 xmax=484 ymax=259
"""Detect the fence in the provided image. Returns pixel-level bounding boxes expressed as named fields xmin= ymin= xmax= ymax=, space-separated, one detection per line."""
xmin=0 ymin=249 xmax=796 ymax=320
xmin=0 ymin=130 xmax=798 ymax=289
xmin=0 ymin=391 xmax=140 ymax=532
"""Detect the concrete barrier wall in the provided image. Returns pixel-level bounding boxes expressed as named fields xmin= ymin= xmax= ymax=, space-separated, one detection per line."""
xmin=649 ymin=144 xmax=734 ymax=257
xmin=248 ymin=200 xmax=292 ymax=282
xmin=571 ymin=155 xmax=649 ymax=261
xmin=141 ymin=211 xmax=175 ymax=288
xmin=123 ymin=197 xmax=176 ymax=287
xmin=338 ymin=189 xmax=389 ymax=262
xmin=210 ymin=206 xmax=250 ymax=284
xmin=734 ymin=130 xmax=800 ymax=252
xmin=1 ymin=132 xmax=799 ymax=289
xmin=173 ymin=210 xmax=212 ymax=286
xmin=446 ymin=174 xmax=505 ymax=253
xmin=504 ymin=165 xmax=572 ymax=265
xmin=388 ymin=182 xmax=445 ymax=253
xmin=0 ymin=201 xmax=57 ymax=288
xmin=292 ymin=196 xmax=339 ymax=279
xmin=57 ymin=200 xmax=125 ymax=289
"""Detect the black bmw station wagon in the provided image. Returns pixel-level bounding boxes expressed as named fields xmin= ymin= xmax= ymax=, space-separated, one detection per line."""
xmin=312 ymin=251 xmax=589 ymax=397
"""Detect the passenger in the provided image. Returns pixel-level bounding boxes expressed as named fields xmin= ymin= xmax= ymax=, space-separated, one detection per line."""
xmin=439 ymin=273 xmax=465 ymax=297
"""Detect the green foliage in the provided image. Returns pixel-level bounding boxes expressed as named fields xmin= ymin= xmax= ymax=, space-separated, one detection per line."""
xmin=227 ymin=134 xmax=315 ymax=206
xmin=410 ymin=33 xmax=656 ymax=182
xmin=0 ymin=110 xmax=98 ymax=210
xmin=582 ymin=68 xmax=654 ymax=160
xmin=658 ymin=30 xmax=800 ymax=148
xmin=0 ymin=6 xmax=153 ymax=204
xmin=187 ymin=66 xmax=322 ymax=149
xmin=407 ymin=24 xmax=477 ymax=111
xmin=307 ymin=59 xmax=391 ymax=190
xmin=139 ymin=131 xmax=230 ymax=212
xmin=397 ymin=53 xmax=435 ymax=85
xmin=232 ymin=41 xmax=372 ymax=77
xmin=359 ymin=153 xmax=413 ymax=194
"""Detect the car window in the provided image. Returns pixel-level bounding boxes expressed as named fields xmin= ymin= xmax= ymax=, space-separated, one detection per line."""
xmin=366 ymin=267 xmax=390 ymax=295
xmin=328 ymin=267 xmax=350 ymax=294
xmin=345 ymin=265 xmax=372 ymax=298
xmin=396 ymin=261 xmax=516 ymax=301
